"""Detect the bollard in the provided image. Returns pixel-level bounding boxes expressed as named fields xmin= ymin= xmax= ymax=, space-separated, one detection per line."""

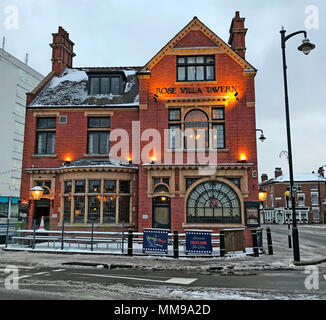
xmin=61 ymin=219 xmax=65 ymax=250
xmin=5 ymin=218 xmax=9 ymax=249
xmin=127 ymin=229 xmax=133 ymax=256
xmin=288 ymin=223 xmax=292 ymax=248
xmin=220 ymin=230 xmax=225 ymax=257
xmin=251 ymin=229 xmax=259 ymax=257
xmin=32 ymin=220 xmax=36 ymax=250
xmin=266 ymin=227 xmax=273 ymax=255
xmin=173 ymin=229 xmax=179 ymax=259
xmin=90 ymin=222 xmax=94 ymax=251
xmin=121 ymin=221 xmax=125 ymax=254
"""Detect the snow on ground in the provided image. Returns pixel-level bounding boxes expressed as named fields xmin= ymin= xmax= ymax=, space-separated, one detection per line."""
xmin=1 ymin=224 xmax=325 ymax=272
xmin=10 ymin=279 xmax=326 ymax=300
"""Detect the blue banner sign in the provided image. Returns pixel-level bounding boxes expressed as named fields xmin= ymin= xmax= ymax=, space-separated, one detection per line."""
xmin=256 ymin=229 xmax=263 ymax=250
xmin=186 ymin=230 xmax=212 ymax=254
xmin=143 ymin=229 xmax=169 ymax=254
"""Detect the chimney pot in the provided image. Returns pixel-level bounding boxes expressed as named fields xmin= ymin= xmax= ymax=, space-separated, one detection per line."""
xmin=261 ymin=174 xmax=268 ymax=182
xmin=275 ymin=167 xmax=283 ymax=178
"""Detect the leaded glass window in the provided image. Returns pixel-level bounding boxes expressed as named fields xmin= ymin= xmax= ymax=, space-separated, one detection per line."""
xmin=186 ymin=181 xmax=241 ymax=224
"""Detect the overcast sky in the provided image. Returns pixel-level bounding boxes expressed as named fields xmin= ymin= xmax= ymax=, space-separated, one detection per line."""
xmin=1 ymin=0 xmax=325 ymax=180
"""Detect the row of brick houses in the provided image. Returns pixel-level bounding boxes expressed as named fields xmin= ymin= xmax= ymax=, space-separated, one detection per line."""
xmin=20 ymin=12 xmax=260 ymax=247
xmin=259 ymin=167 xmax=326 ymax=224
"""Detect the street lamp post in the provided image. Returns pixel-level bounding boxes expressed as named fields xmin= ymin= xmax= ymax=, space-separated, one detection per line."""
xmin=280 ymin=27 xmax=315 ymax=262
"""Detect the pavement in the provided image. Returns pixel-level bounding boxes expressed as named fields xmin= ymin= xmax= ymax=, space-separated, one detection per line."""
xmin=1 ymin=224 xmax=326 ymax=272
xmin=1 ymin=224 xmax=326 ymax=300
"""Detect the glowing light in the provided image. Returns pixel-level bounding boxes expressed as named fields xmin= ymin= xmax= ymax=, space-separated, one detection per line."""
xmin=161 ymin=197 xmax=166 ymax=201
xmin=239 ymin=153 xmax=247 ymax=162
xmin=30 ymin=186 xmax=44 ymax=201
xmin=64 ymin=156 xmax=72 ymax=162
xmin=258 ymin=191 xmax=267 ymax=202
xmin=195 ymin=135 xmax=200 ymax=140
xmin=284 ymin=191 xmax=290 ymax=197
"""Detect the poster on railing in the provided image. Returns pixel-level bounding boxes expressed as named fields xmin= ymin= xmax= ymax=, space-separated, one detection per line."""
xmin=185 ymin=230 xmax=212 ymax=254
xmin=142 ymin=228 xmax=169 ymax=254
xmin=256 ymin=228 xmax=263 ymax=251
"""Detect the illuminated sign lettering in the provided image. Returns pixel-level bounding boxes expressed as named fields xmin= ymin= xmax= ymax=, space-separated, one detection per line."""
xmin=156 ymin=86 xmax=238 ymax=95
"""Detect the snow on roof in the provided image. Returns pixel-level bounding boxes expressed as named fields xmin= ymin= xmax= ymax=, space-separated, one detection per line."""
xmin=262 ymin=173 xmax=326 ymax=185
xmin=49 ymin=69 xmax=88 ymax=89
xmin=30 ymin=67 xmax=141 ymax=107
xmin=59 ymin=157 xmax=138 ymax=170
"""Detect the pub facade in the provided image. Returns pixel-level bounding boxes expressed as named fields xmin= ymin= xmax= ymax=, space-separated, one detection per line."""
xmin=21 ymin=12 xmax=260 ymax=247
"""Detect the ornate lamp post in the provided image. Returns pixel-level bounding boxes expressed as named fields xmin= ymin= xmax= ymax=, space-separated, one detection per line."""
xmin=280 ymin=27 xmax=315 ymax=261
xmin=258 ymin=189 xmax=267 ymax=223
xmin=30 ymin=186 xmax=44 ymax=201
xmin=256 ymin=129 xmax=266 ymax=142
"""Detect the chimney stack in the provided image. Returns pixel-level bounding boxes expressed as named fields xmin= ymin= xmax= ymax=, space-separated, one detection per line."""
xmin=318 ymin=167 xmax=325 ymax=178
xmin=228 ymin=11 xmax=247 ymax=59
xmin=50 ymin=26 xmax=76 ymax=76
xmin=261 ymin=174 xmax=268 ymax=182
xmin=275 ymin=167 xmax=283 ymax=178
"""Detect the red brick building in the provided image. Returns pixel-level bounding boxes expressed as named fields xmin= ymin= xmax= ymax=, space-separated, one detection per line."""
xmin=21 ymin=12 xmax=260 ymax=247
xmin=260 ymin=167 xmax=326 ymax=224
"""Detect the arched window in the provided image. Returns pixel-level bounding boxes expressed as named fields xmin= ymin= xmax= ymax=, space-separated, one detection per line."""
xmin=187 ymin=181 xmax=241 ymax=224
xmin=154 ymin=184 xmax=169 ymax=193
xmin=184 ymin=110 xmax=209 ymax=149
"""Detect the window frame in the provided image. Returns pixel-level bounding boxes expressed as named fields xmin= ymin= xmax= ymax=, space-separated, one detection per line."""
xmin=177 ymin=55 xmax=215 ymax=82
xmin=167 ymin=107 xmax=226 ymax=150
xmin=87 ymin=117 xmax=111 ymax=155
xmin=35 ymin=117 xmax=56 ymax=155
xmin=88 ymin=74 xmax=124 ymax=95
xmin=62 ymin=178 xmax=131 ymax=225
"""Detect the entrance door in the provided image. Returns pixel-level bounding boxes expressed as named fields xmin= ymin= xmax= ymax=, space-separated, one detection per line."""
xmin=34 ymin=199 xmax=50 ymax=229
xmin=152 ymin=197 xmax=171 ymax=230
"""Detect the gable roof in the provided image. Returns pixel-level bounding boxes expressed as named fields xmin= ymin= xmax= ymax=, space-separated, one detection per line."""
xmin=140 ymin=16 xmax=257 ymax=73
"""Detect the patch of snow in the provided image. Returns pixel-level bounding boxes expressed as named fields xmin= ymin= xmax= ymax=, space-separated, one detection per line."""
xmin=124 ymin=82 xmax=133 ymax=93
xmin=49 ymin=69 xmax=88 ymax=89
xmin=273 ymin=173 xmax=326 ymax=183
xmin=123 ymin=69 xmax=137 ymax=77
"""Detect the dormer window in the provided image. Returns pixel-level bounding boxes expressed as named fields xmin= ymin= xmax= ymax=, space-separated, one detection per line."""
xmin=88 ymin=74 xmax=123 ymax=95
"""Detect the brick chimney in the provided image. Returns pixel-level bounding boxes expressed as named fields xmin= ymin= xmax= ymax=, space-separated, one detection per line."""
xmin=275 ymin=167 xmax=283 ymax=178
xmin=261 ymin=174 xmax=268 ymax=182
xmin=228 ymin=11 xmax=247 ymax=59
xmin=50 ymin=26 xmax=76 ymax=76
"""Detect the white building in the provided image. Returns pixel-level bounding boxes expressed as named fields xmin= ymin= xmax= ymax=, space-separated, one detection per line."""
xmin=0 ymin=48 xmax=43 ymax=219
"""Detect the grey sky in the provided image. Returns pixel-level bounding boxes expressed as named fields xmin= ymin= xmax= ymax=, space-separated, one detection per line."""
xmin=0 ymin=0 xmax=324 ymax=179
